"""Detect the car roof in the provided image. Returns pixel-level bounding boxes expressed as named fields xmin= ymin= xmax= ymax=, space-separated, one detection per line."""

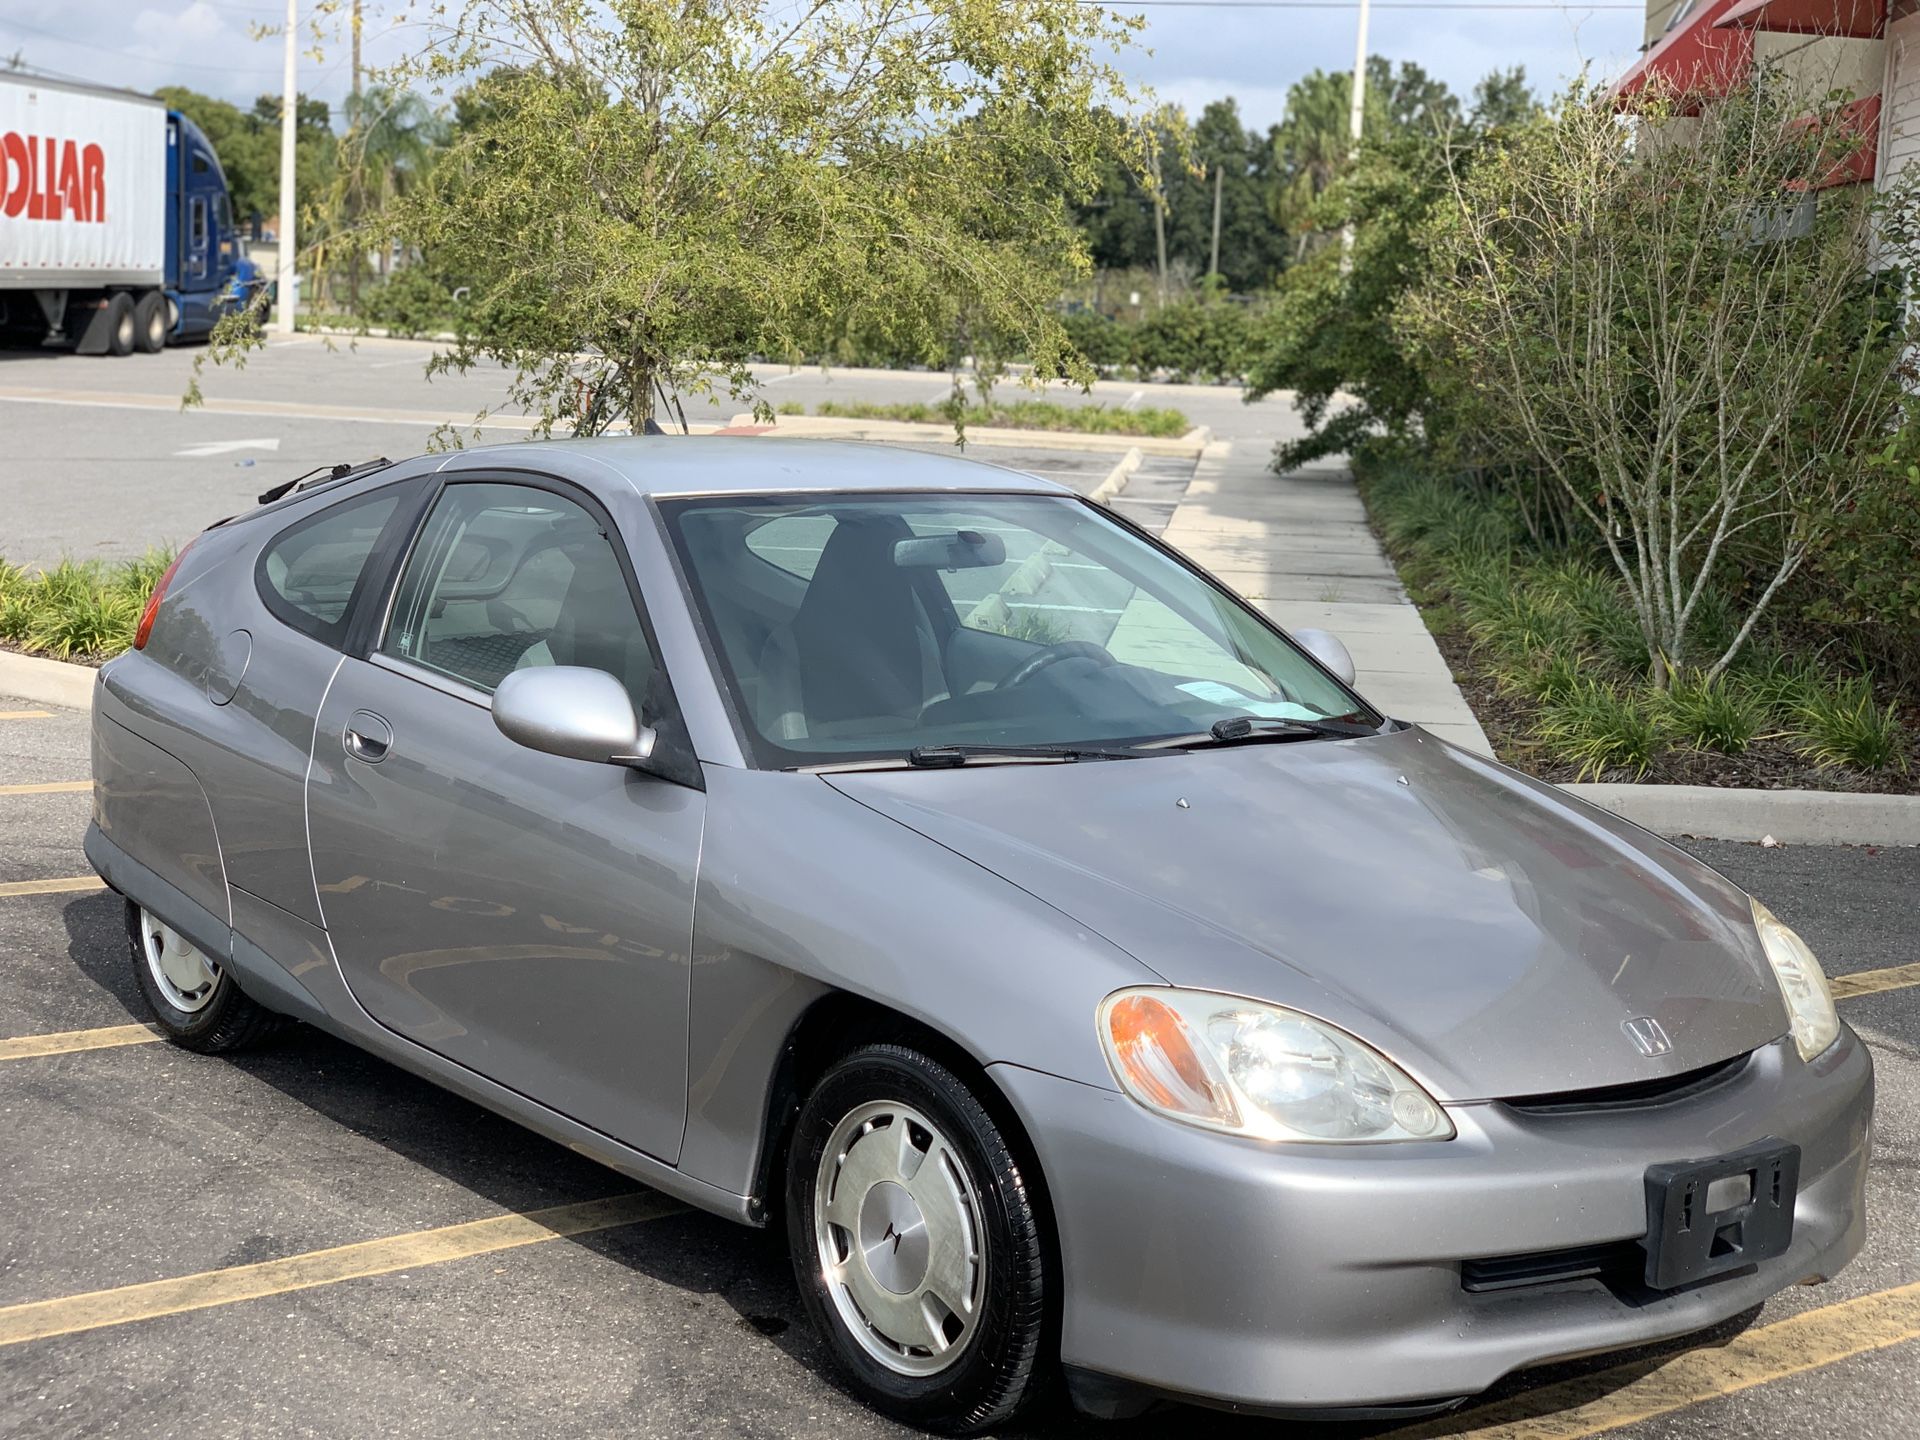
xmin=434 ymin=437 xmax=1076 ymax=502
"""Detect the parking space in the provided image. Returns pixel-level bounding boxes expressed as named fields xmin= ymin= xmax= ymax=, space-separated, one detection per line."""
xmin=2 ymin=690 xmax=1919 ymax=1438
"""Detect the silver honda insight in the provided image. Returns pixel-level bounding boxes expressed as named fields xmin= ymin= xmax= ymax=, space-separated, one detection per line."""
xmin=88 ymin=438 xmax=1870 ymax=1432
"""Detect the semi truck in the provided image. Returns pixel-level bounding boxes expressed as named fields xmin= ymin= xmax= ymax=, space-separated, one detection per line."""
xmin=0 ymin=71 xmax=262 ymax=355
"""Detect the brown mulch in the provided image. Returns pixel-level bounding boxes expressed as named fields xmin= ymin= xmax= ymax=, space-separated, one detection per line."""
xmin=1429 ymin=625 xmax=1920 ymax=794
xmin=0 ymin=640 xmax=107 ymax=668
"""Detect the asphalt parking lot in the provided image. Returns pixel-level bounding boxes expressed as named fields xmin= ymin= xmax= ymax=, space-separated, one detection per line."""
xmin=0 ymin=339 xmax=1226 ymax=565
xmin=2 ymin=691 xmax=1918 ymax=1439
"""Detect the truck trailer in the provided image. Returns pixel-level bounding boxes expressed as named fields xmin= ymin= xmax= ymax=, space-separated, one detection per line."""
xmin=0 ymin=72 xmax=260 ymax=355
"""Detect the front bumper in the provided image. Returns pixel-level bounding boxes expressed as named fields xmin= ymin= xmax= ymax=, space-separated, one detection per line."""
xmin=992 ymin=1026 xmax=1872 ymax=1414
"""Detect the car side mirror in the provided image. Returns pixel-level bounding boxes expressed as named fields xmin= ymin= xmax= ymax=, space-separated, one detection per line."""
xmin=1291 ymin=628 xmax=1356 ymax=686
xmin=492 ymin=666 xmax=660 ymax=770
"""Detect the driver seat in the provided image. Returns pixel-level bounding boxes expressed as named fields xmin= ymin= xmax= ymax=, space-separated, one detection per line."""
xmin=755 ymin=516 xmax=948 ymax=741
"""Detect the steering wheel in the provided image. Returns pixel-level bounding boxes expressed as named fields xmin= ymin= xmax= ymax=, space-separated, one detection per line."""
xmin=995 ymin=640 xmax=1118 ymax=691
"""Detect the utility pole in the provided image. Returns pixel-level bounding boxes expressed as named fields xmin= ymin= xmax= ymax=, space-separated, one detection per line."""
xmin=1150 ymin=143 xmax=1168 ymax=308
xmin=1209 ymin=163 xmax=1223 ymax=279
xmin=273 ymin=0 xmax=298 ymax=335
xmin=351 ymin=0 xmax=362 ymax=100
xmin=1340 ymin=0 xmax=1371 ymax=272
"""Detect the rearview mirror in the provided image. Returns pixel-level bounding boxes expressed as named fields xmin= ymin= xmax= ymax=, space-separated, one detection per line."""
xmin=1291 ymin=628 xmax=1357 ymax=686
xmin=893 ymin=530 xmax=1007 ymax=569
xmin=492 ymin=666 xmax=658 ymax=768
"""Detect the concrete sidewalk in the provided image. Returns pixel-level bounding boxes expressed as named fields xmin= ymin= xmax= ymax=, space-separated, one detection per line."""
xmin=1162 ymin=443 xmax=1494 ymax=756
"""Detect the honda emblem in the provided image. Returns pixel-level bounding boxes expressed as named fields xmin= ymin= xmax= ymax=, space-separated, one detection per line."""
xmin=1622 ymin=1016 xmax=1673 ymax=1058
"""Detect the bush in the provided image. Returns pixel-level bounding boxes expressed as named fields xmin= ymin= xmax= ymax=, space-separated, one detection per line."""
xmin=1057 ymin=298 xmax=1255 ymax=384
xmin=1059 ymin=309 xmax=1131 ymax=371
xmin=1791 ymin=677 xmax=1908 ymax=773
xmin=1802 ymin=398 xmax=1920 ymax=688
xmin=361 ymin=266 xmax=462 ymax=336
xmin=1536 ymin=680 xmax=1663 ymax=779
xmin=0 ymin=551 xmax=172 ymax=661
xmin=1659 ymin=672 xmax=1767 ymax=757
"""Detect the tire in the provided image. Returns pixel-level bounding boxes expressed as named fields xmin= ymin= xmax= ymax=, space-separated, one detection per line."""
xmin=133 ymin=290 xmax=168 ymax=353
xmin=105 ymin=293 xmax=136 ymax=357
xmin=126 ymin=900 xmax=280 ymax=1053
xmin=786 ymin=1043 xmax=1049 ymax=1434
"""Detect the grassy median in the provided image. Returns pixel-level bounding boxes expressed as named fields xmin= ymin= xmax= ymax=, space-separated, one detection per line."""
xmin=779 ymin=398 xmax=1191 ymax=439
xmin=0 ymin=553 xmax=174 ymax=664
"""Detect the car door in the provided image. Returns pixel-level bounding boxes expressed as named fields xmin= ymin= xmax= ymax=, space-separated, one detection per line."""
xmin=304 ymin=476 xmax=704 ymax=1162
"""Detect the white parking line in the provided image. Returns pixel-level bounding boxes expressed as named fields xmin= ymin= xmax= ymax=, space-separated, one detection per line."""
xmin=1122 ymin=389 xmax=1144 ymax=411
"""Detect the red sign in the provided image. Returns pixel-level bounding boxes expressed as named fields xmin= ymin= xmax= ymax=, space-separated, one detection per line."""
xmin=0 ymin=132 xmax=107 ymax=223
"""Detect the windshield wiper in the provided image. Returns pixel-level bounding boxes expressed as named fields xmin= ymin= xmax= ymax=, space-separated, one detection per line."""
xmin=906 ymin=742 xmax=1143 ymax=767
xmin=1144 ymin=715 xmax=1382 ymax=751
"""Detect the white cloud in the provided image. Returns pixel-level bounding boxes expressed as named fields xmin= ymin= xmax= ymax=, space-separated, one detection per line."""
xmin=3 ymin=0 xmax=1653 ymax=132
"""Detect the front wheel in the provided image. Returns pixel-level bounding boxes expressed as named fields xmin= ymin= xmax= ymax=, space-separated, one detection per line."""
xmin=127 ymin=901 xmax=279 ymax=1053
xmin=786 ymin=1043 xmax=1050 ymax=1434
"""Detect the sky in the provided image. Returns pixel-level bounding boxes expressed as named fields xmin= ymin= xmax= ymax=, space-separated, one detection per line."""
xmin=0 ymin=0 xmax=1651 ymax=133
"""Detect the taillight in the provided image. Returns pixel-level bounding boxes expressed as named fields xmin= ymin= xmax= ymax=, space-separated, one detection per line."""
xmin=133 ymin=543 xmax=193 ymax=651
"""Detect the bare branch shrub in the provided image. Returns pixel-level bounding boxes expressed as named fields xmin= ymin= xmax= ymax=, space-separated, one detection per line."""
xmin=1404 ymin=70 xmax=1920 ymax=683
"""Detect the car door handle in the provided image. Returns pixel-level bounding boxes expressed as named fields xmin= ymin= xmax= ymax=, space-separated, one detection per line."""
xmin=344 ymin=710 xmax=393 ymax=764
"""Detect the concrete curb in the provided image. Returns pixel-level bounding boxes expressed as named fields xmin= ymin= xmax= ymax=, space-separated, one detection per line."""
xmin=0 ymin=649 xmax=95 ymax=711
xmin=733 ymin=413 xmax=1207 ymax=458
xmin=1562 ymin=783 xmax=1920 ymax=848
xmin=1089 ymin=447 xmax=1143 ymax=505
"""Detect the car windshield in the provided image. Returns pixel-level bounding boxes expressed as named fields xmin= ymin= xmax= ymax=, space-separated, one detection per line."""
xmin=661 ymin=491 xmax=1377 ymax=768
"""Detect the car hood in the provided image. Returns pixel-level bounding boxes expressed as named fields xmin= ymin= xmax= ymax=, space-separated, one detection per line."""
xmin=826 ymin=728 xmax=1788 ymax=1102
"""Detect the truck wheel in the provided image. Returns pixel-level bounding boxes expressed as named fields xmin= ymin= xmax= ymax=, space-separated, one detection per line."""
xmin=133 ymin=291 xmax=168 ymax=353
xmin=106 ymin=293 xmax=136 ymax=357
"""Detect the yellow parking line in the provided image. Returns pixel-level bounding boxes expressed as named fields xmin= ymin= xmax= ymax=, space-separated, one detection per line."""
xmin=0 ymin=780 xmax=90 ymax=796
xmin=1389 ymin=1279 xmax=1920 ymax=1439
xmin=0 ymin=1191 xmax=683 ymax=1348
xmin=0 ymin=876 xmax=106 ymax=898
xmin=0 ymin=710 xmax=55 ymax=721
xmin=0 ymin=1024 xmax=161 ymax=1062
xmin=1832 ymin=963 xmax=1920 ymax=1000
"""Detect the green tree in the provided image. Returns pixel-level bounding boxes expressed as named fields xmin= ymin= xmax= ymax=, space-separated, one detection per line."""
xmin=1470 ymin=67 xmax=1539 ymax=131
xmin=1245 ymin=66 xmax=1534 ymax=467
xmin=1267 ymin=60 xmax=1460 ymax=262
xmin=339 ymin=86 xmax=449 ymax=307
xmin=351 ymin=0 xmax=1145 ymax=432
xmin=248 ymin=93 xmax=339 ymax=230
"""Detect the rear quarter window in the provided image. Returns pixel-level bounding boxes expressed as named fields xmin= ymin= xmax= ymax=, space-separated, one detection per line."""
xmin=257 ymin=490 xmax=402 ymax=646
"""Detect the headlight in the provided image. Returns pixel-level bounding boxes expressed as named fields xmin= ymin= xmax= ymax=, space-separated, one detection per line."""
xmin=1097 ymin=988 xmax=1454 ymax=1143
xmin=1752 ymin=898 xmax=1840 ymax=1062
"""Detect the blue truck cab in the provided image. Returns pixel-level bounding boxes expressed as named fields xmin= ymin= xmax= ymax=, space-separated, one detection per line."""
xmin=166 ymin=111 xmax=264 ymax=341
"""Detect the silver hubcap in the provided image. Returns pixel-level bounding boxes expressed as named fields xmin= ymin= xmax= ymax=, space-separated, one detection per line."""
xmin=140 ymin=909 xmax=219 ymax=1012
xmin=813 ymin=1100 xmax=987 ymax=1376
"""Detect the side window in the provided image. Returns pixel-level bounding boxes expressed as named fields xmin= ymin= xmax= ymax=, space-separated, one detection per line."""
xmin=259 ymin=489 xmax=402 ymax=646
xmin=381 ymin=482 xmax=655 ymax=710
xmin=744 ymin=514 xmax=836 ymax=579
xmin=188 ymin=197 xmax=208 ymax=278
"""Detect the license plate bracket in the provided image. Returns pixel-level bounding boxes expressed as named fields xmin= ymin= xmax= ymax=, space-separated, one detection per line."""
xmin=1641 ymin=1139 xmax=1799 ymax=1291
